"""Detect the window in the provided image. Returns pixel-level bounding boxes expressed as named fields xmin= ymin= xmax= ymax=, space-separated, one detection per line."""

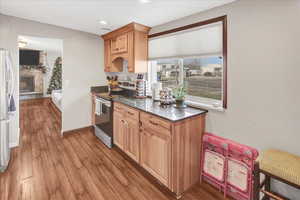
xmin=183 ymin=56 xmax=223 ymax=101
xmin=148 ymin=16 xmax=227 ymax=109
xmin=155 ymin=58 xmax=180 ymax=89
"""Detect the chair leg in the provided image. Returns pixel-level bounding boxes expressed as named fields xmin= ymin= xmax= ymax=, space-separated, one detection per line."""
xmin=253 ymin=163 xmax=260 ymax=200
xmin=262 ymin=175 xmax=271 ymax=200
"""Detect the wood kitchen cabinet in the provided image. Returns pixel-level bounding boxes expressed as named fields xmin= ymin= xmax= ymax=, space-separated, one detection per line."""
xmin=140 ymin=126 xmax=171 ymax=187
xmin=102 ymin=22 xmax=150 ymax=73
xmin=104 ymin=40 xmax=111 ymax=72
xmin=113 ymin=111 xmax=125 ymax=150
xmin=111 ymin=34 xmax=128 ymax=54
xmin=113 ymin=102 xmax=140 ymax=162
xmin=113 ymin=102 xmax=206 ymax=199
xmin=124 ymin=117 xmax=140 ymax=163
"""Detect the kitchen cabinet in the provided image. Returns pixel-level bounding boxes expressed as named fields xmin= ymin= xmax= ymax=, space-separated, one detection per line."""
xmin=140 ymin=126 xmax=171 ymax=187
xmin=124 ymin=117 xmax=140 ymax=163
xmin=113 ymin=102 xmax=140 ymax=162
xmin=113 ymin=111 xmax=125 ymax=150
xmin=111 ymin=34 xmax=128 ymax=54
xmin=91 ymin=94 xmax=96 ymax=125
xmin=112 ymin=102 xmax=206 ymax=199
xmin=104 ymin=40 xmax=111 ymax=72
xmin=102 ymin=22 xmax=150 ymax=73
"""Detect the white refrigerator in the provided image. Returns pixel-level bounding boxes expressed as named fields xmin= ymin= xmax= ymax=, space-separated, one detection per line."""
xmin=0 ymin=49 xmax=14 ymax=172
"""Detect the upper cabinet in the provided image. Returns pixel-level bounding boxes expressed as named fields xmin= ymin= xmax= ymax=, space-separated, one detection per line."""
xmin=101 ymin=22 xmax=150 ymax=73
xmin=111 ymin=34 xmax=128 ymax=54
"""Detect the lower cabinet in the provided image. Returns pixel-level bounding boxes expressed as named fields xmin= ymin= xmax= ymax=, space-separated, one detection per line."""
xmin=124 ymin=117 xmax=140 ymax=163
xmin=113 ymin=111 xmax=125 ymax=150
xmin=113 ymin=102 xmax=206 ymax=199
xmin=140 ymin=127 xmax=171 ymax=187
xmin=113 ymin=103 xmax=140 ymax=163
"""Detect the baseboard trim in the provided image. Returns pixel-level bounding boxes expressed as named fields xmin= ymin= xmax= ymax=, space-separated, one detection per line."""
xmin=9 ymin=128 xmax=20 ymax=148
xmin=9 ymin=141 xmax=19 ymax=148
xmin=62 ymin=126 xmax=93 ymax=136
xmin=46 ymin=98 xmax=62 ymax=120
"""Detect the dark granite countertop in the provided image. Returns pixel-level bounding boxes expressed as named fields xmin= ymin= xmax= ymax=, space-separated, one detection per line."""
xmin=92 ymin=92 xmax=207 ymax=122
xmin=113 ymin=96 xmax=207 ymax=122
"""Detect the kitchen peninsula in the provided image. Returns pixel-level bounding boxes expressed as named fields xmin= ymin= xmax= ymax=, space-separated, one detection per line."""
xmin=91 ymin=89 xmax=207 ymax=199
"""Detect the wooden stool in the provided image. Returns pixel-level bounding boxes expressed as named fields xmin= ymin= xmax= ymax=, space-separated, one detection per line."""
xmin=254 ymin=149 xmax=300 ymax=200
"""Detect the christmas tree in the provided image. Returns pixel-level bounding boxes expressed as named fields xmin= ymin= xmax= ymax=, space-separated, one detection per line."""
xmin=47 ymin=57 xmax=62 ymax=94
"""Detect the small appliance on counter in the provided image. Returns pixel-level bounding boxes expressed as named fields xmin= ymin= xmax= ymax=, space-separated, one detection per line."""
xmin=159 ymin=88 xmax=174 ymax=106
xmin=151 ymin=82 xmax=162 ymax=101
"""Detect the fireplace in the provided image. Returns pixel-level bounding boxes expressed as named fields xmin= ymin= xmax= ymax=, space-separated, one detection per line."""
xmin=20 ymin=76 xmax=35 ymax=93
xmin=19 ymin=68 xmax=44 ymax=95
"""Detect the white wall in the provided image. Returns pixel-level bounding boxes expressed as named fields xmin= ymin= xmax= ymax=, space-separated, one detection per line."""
xmin=0 ymin=14 xmax=106 ymax=145
xmin=150 ymin=0 xmax=300 ymax=197
xmin=151 ymin=0 xmax=300 ymax=155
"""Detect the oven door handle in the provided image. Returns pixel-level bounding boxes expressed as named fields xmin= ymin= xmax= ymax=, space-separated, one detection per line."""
xmin=96 ymin=98 xmax=110 ymax=105
xmin=95 ymin=99 xmax=103 ymax=116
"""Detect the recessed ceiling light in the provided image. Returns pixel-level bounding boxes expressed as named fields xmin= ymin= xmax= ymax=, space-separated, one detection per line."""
xmin=139 ymin=0 xmax=151 ymax=4
xmin=98 ymin=20 xmax=107 ymax=25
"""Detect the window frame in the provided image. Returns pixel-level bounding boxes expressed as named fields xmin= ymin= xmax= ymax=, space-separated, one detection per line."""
xmin=149 ymin=15 xmax=228 ymax=109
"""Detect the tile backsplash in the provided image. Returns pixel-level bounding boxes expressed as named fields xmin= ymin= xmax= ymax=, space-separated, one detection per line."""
xmin=105 ymin=60 xmax=147 ymax=82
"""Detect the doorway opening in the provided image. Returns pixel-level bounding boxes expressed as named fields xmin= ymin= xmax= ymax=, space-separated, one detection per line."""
xmin=18 ymin=35 xmax=63 ymax=130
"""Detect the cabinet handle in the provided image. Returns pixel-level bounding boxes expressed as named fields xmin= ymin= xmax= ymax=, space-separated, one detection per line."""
xmin=149 ymin=120 xmax=158 ymax=126
xmin=127 ymin=111 xmax=134 ymax=116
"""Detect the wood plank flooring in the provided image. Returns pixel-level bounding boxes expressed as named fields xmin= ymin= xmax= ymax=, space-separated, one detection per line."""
xmin=0 ymin=100 xmax=229 ymax=200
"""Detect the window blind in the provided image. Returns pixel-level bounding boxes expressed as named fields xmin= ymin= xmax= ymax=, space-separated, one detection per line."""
xmin=149 ymin=22 xmax=223 ymax=59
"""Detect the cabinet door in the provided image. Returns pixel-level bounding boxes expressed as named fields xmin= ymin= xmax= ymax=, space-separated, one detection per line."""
xmin=117 ymin=34 xmax=128 ymax=53
xmin=111 ymin=38 xmax=118 ymax=54
xmin=110 ymin=34 xmax=128 ymax=54
xmin=113 ymin=111 xmax=125 ymax=150
xmin=140 ymin=127 xmax=171 ymax=187
xmin=127 ymin=31 xmax=134 ymax=72
xmin=124 ymin=117 xmax=140 ymax=163
xmin=104 ymin=40 xmax=111 ymax=72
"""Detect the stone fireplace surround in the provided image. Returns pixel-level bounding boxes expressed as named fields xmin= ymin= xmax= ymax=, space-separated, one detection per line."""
xmin=20 ymin=68 xmax=44 ymax=94
xmin=20 ymin=75 xmax=35 ymax=93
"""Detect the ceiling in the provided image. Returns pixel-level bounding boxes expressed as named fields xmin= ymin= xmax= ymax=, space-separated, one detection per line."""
xmin=19 ymin=35 xmax=63 ymax=52
xmin=1 ymin=0 xmax=236 ymax=35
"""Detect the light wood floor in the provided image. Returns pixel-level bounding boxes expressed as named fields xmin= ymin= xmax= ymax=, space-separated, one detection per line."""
xmin=0 ymin=100 xmax=229 ymax=200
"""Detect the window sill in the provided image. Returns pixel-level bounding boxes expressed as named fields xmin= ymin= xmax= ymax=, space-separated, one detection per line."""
xmin=185 ymin=100 xmax=225 ymax=112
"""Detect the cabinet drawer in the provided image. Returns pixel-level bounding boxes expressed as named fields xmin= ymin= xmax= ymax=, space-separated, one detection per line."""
xmin=124 ymin=105 xmax=139 ymax=120
xmin=114 ymin=102 xmax=139 ymax=120
xmin=140 ymin=112 xmax=171 ymax=132
xmin=114 ymin=102 xmax=125 ymax=113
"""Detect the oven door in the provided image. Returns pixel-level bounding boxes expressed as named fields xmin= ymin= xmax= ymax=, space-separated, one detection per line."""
xmin=94 ymin=98 xmax=112 ymax=137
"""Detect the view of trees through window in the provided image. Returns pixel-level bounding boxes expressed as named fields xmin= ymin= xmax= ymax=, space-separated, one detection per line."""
xmin=155 ymin=56 xmax=223 ymax=100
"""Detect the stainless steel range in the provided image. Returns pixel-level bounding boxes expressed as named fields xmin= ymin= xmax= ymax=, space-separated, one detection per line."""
xmin=94 ymin=96 xmax=113 ymax=148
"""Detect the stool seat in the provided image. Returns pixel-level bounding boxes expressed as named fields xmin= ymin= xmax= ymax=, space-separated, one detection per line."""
xmin=258 ymin=149 xmax=300 ymax=186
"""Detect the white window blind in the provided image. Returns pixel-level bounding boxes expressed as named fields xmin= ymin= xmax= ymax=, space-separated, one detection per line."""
xmin=149 ymin=22 xmax=223 ymax=59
